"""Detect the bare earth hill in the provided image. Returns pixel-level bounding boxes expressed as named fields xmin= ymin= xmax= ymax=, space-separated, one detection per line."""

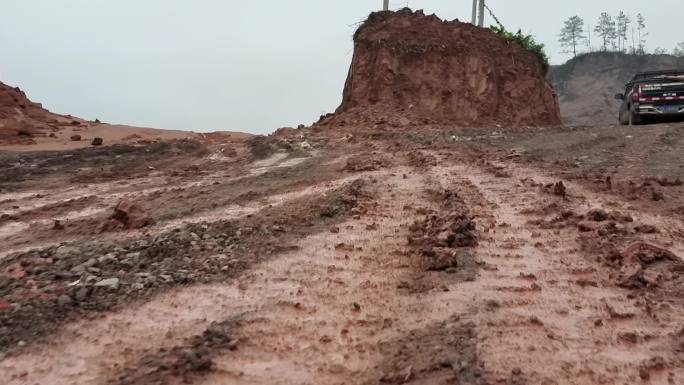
xmin=0 ymin=81 xmax=64 ymax=145
xmin=0 ymin=81 xmax=202 ymax=150
xmin=548 ymin=52 xmax=684 ymax=126
xmin=317 ymin=8 xmax=561 ymax=130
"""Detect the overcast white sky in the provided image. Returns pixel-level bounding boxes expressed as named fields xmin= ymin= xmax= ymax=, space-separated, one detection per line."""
xmin=1 ymin=0 xmax=681 ymax=133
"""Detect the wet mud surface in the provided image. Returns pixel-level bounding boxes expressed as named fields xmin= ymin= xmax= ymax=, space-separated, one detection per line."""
xmin=2 ymin=125 xmax=684 ymax=385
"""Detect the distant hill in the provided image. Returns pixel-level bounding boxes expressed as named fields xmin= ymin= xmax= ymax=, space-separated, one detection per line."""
xmin=548 ymin=52 xmax=684 ymax=126
xmin=0 ymin=81 xmax=202 ymax=151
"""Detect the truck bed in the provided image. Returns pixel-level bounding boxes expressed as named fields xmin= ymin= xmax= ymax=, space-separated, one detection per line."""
xmin=637 ymin=77 xmax=684 ymax=114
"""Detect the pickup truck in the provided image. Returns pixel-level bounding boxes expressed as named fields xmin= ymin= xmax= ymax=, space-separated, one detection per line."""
xmin=615 ymin=70 xmax=684 ymax=125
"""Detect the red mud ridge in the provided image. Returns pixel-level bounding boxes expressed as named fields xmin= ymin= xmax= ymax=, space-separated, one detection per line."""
xmin=0 ymin=81 xmax=75 ymax=145
xmin=316 ymin=8 xmax=561 ymax=129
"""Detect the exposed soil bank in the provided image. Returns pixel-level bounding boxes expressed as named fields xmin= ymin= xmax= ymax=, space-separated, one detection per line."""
xmin=317 ymin=8 xmax=561 ymax=130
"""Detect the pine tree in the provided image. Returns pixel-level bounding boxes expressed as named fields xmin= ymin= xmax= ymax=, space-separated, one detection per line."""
xmin=594 ymin=12 xmax=617 ymax=51
xmin=615 ymin=11 xmax=631 ymax=52
xmin=559 ymin=16 xmax=586 ymax=57
xmin=636 ymin=13 xmax=647 ymax=55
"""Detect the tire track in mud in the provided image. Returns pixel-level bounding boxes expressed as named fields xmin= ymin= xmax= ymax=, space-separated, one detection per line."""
xmin=192 ymin=168 xmax=474 ymax=385
xmin=0 ymin=178 xmax=371 ymax=383
xmin=161 ymin=158 xmax=498 ymax=385
xmin=452 ymin=162 xmax=684 ymax=385
xmin=0 ymin=168 xmax=381 ymax=385
xmin=0 ymin=153 xmax=329 ymax=260
xmin=4 ymin=150 xmax=684 ymax=385
xmin=54 ymin=163 xmax=477 ymax=385
xmin=0 ymin=149 xmax=291 ymax=227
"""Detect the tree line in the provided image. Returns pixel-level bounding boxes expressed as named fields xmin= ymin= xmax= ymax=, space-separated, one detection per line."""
xmin=559 ymin=13 xmax=684 ymax=58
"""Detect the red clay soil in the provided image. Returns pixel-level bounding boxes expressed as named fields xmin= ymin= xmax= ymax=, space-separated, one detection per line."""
xmin=317 ymin=9 xmax=561 ymax=129
xmin=0 ymin=81 xmax=63 ymax=145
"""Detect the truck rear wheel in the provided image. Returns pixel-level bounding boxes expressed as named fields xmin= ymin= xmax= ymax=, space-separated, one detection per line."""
xmin=629 ymin=109 xmax=641 ymax=126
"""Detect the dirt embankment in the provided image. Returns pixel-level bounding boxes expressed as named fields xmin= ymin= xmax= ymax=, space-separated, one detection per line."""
xmin=0 ymin=82 xmax=64 ymax=145
xmin=548 ymin=52 xmax=684 ymax=125
xmin=316 ymin=8 xmax=561 ymax=130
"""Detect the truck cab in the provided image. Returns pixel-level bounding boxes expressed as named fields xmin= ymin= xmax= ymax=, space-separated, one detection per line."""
xmin=615 ymin=70 xmax=684 ymax=125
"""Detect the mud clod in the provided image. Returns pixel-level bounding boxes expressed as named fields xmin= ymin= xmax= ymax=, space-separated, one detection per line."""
xmin=408 ymin=189 xmax=477 ymax=271
xmin=373 ymin=317 xmax=480 ymax=385
xmin=552 ymin=181 xmax=567 ymax=197
xmin=110 ymin=200 xmax=152 ymax=230
xmin=111 ymin=318 xmax=240 ymax=385
xmin=587 ymin=209 xmax=609 ymax=222
xmin=617 ymin=242 xmax=681 ymax=289
xmin=406 ymin=151 xmax=437 ymax=169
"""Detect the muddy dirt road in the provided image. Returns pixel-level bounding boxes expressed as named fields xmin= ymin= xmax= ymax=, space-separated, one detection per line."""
xmin=2 ymin=124 xmax=684 ymax=384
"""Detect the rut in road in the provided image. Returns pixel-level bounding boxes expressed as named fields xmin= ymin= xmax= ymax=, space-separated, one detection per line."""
xmin=100 ymin=166 xmax=480 ymax=385
xmin=456 ymin=161 xmax=684 ymax=385
xmin=195 ymin=167 xmax=479 ymax=385
xmin=192 ymin=158 xmax=684 ymax=385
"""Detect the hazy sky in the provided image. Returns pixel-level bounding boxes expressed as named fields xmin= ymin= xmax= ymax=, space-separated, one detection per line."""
xmin=1 ymin=0 xmax=681 ymax=134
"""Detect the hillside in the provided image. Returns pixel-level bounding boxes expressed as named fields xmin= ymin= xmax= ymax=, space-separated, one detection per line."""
xmin=0 ymin=81 xmax=65 ymax=145
xmin=548 ymin=52 xmax=684 ymax=125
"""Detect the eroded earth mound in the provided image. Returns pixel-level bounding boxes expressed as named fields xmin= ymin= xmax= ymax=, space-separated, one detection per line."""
xmin=0 ymin=81 xmax=62 ymax=145
xmin=317 ymin=8 xmax=561 ymax=129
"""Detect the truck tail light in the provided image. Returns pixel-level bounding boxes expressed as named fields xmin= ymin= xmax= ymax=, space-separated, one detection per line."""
xmin=632 ymin=86 xmax=641 ymax=102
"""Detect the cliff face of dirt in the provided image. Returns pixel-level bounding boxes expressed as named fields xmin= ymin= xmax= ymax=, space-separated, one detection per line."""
xmin=0 ymin=81 xmax=62 ymax=145
xmin=548 ymin=52 xmax=684 ymax=125
xmin=317 ymin=9 xmax=561 ymax=129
